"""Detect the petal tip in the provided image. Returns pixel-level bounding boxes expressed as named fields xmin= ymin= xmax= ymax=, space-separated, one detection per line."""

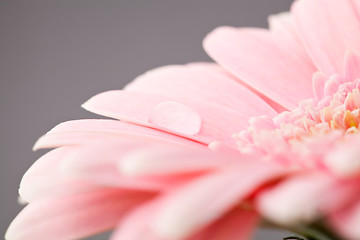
xmin=32 ymin=137 xmax=43 ymax=151
xmin=203 ymin=26 xmax=236 ymax=51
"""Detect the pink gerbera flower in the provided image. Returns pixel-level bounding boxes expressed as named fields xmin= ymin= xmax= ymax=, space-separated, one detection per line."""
xmin=6 ymin=0 xmax=360 ymax=239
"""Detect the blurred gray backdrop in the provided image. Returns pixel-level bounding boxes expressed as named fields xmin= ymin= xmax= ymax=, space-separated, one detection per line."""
xmin=0 ymin=0 xmax=294 ymax=239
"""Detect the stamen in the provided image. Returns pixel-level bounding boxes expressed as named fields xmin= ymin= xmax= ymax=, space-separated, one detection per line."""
xmin=235 ymin=75 xmax=360 ymax=176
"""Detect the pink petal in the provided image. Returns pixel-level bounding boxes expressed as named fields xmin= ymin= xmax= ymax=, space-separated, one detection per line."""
xmin=6 ymin=189 xmax=153 ymax=240
xmin=60 ymin=141 xmax=195 ymax=191
xmin=21 ymin=145 xmax=171 ymax=203
xmin=152 ymin=162 xmax=286 ymax=239
xmin=125 ymin=63 xmax=276 ymax=117
xmin=292 ymin=0 xmax=360 ymax=75
xmin=119 ymin=144 xmax=240 ymax=177
xmin=189 ymin=209 xmax=258 ymax=240
xmin=149 ymin=101 xmax=202 ymax=136
xmin=256 ymin=172 xmax=359 ymax=226
xmin=203 ymin=27 xmax=316 ymax=110
xmin=268 ymin=12 xmax=301 ymax=44
xmin=343 ymin=50 xmax=360 ymax=82
xmin=324 ymin=138 xmax=360 ymax=177
xmin=312 ymin=72 xmax=328 ymax=101
xmin=19 ymin=148 xmax=100 ymax=202
xmin=110 ymin=200 xmax=161 ymax=240
xmin=34 ymin=119 xmax=203 ymax=151
xmin=324 ymin=75 xmax=342 ymax=97
xmin=111 ymin=200 xmax=258 ymax=240
xmin=330 ymin=198 xmax=360 ymax=240
xmin=82 ymin=90 xmax=248 ymax=146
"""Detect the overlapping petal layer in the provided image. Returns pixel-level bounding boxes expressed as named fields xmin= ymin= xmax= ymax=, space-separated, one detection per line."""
xmin=6 ymin=189 xmax=154 ymax=240
xmin=8 ymin=0 xmax=360 ymax=240
xmin=204 ymin=27 xmax=316 ymax=110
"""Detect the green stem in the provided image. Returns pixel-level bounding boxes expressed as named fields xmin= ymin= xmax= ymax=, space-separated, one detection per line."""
xmin=291 ymin=225 xmax=338 ymax=240
xmin=262 ymin=221 xmax=343 ymax=240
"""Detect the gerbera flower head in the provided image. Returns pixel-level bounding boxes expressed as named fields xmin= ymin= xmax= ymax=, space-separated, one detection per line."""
xmin=6 ymin=0 xmax=360 ymax=240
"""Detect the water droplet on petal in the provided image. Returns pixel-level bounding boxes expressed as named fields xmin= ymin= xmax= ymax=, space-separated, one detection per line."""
xmin=149 ymin=101 xmax=202 ymax=136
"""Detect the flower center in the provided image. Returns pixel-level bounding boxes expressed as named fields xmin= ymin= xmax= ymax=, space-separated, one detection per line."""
xmin=234 ymin=78 xmax=360 ymax=176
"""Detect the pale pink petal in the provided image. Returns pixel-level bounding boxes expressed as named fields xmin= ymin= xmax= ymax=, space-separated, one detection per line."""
xmin=343 ymin=50 xmax=360 ymax=82
xmin=324 ymin=75 xmax=343 ymax=97
xmin=21 ymin=146 xmax=169 ymax=203
xmin=125 ymin=63 xmax=276 ymax=117
xmin=110 ymin=200 xmax=162 ymax=240
xmin=19 ymin=148 xmax=100 ymax=202
xmin=312 ymin=72 xmax=328 ymax=101
xmin=33 ymin=119 xmax=203 ymax=151
xmin=256 ymin=172 xmax=360 ymax=226
xmin=152 ymin=162 xmax=287 ymax=240
xmin=324 ymin=138 xmax=360 ymax=177
xmin=118 ymin=144 xmax=240 ymax=177
xmin=292 ymin=0 xmax=360 ymax=75
xmin=330 ymin=198 xmax=360 ymax=240
xmin=189 ymin=63 xmax=287 ymax=113
xmin=34 ymin=131 xmax=124 ymax=151
xmin=207 ymin=141 xmax=242 ymax=155
xmin=203 ymin=27 xmax=316 ymax=110
xmin=352 ymin=0 xmax=360 ymax=13
xmin=268 ymin=12 xmax=301 ymax=43
xmin=6 ymin=189 xmax=153 ymax=240
xmin=82 ymin=90 xmax=248 ymax=146
xmin=111 ymin=200 xmax=258 ymax=240
xmin=60 ymin=141 xmax=196 ymax=191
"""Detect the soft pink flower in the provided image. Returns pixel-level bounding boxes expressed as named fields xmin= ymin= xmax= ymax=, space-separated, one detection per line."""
xmin=6 ymin=0 xmax=360 ymax=239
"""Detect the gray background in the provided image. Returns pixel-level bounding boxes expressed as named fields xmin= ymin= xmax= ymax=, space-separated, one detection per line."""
xmin=0 ymin=0 xmax=294 ymax=239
